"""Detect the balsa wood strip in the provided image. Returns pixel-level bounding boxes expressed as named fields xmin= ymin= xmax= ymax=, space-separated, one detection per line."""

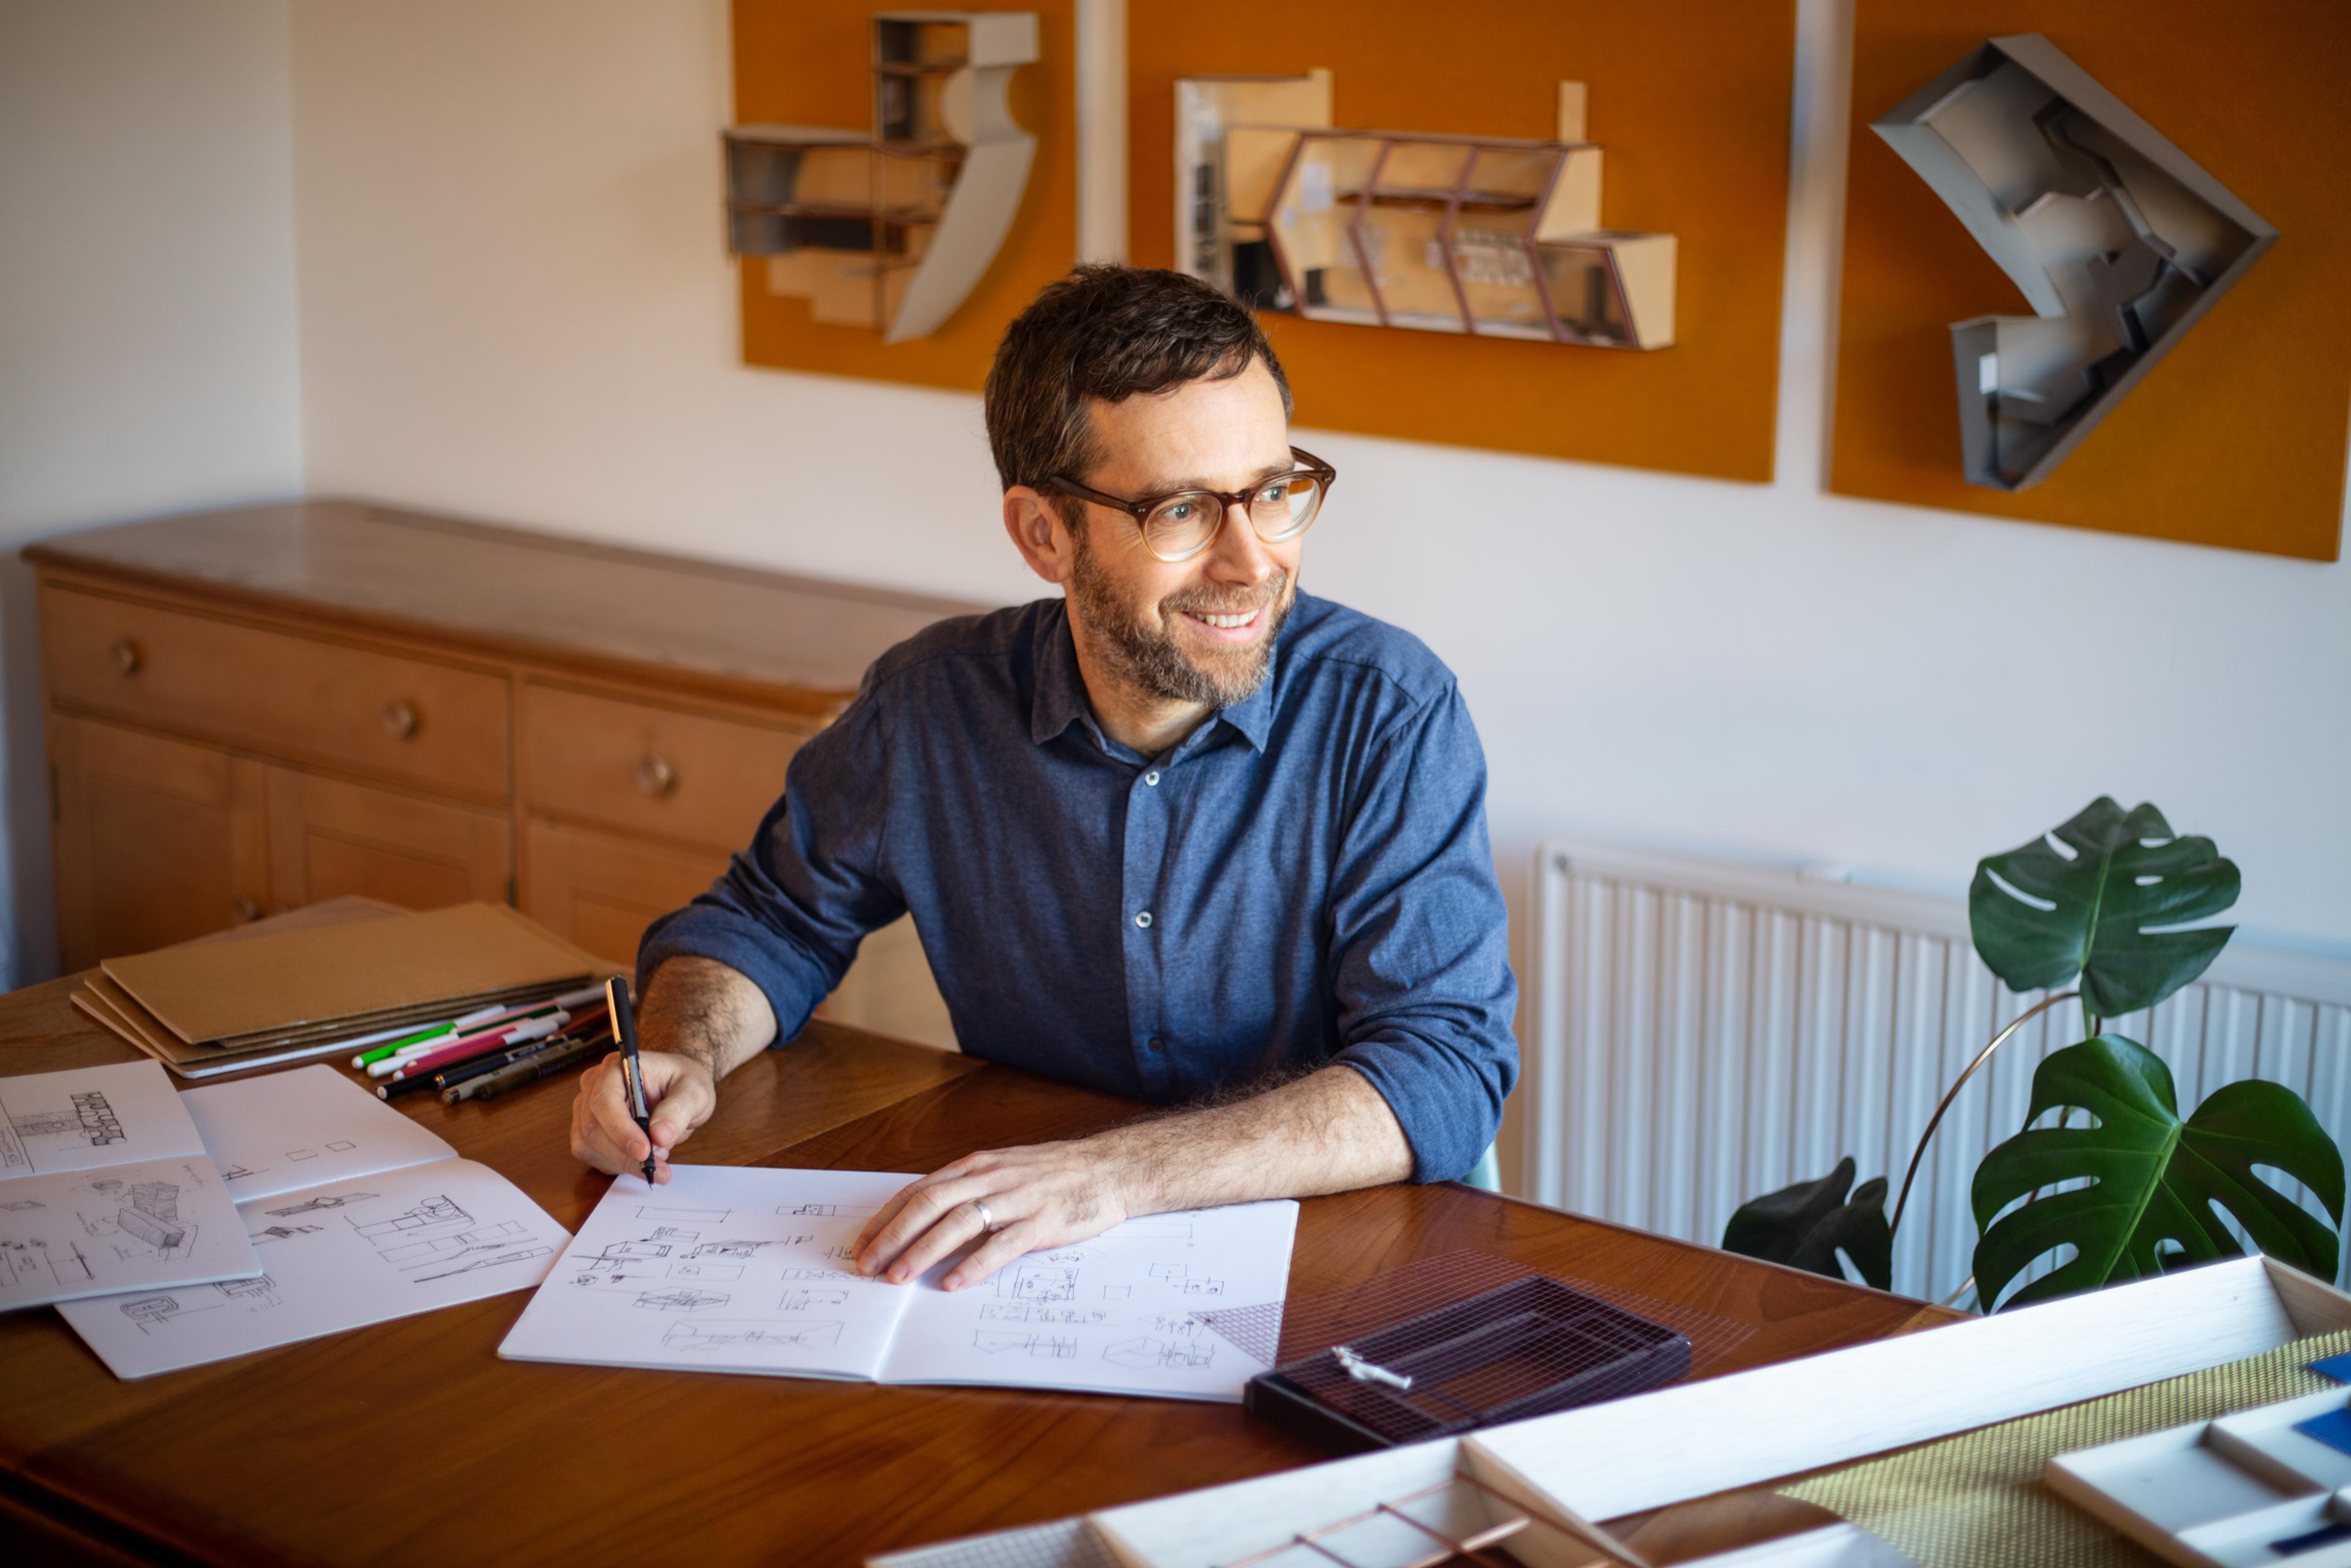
xmin=1467 ymin=1256 xmax=2332 ymax=1522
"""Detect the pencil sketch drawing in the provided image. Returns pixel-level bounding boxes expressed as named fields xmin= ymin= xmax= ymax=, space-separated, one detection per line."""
xmin=662 ymin=1318 xmax=844 ymax=1352
xmin=265 ymin=1192 xmax=376 ymax=1217
xmin=1148 ymin=1263 xmax=1224 ymax=1297
xmin=634 ymin=1287 xmax=729 ymax=1311
xmin=975 ymin=1329 xmax=1079 ymax=1359
xmin=1000 ymin=1262 xmax=1080 ymax=1304
xmin=780 ymin=1202 xmax=878 ymax=1219
xmin=782 ymin=1288 xmax=849 ymax=1311
xmin=980 ymin=1301 xmax=1105 ymax=1326
xmin=1103 ymin=1335 xmax=1216 ymax=1372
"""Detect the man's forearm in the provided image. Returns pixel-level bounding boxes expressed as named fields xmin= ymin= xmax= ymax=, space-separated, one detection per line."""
xmin=1095 ymin=1065 xmax=1415 ymax=1214
xmin=638 ymin=956 xmax=779 ymax=1081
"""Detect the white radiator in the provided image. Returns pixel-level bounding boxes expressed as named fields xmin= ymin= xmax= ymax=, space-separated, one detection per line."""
xmin=1524 ymin=841 xmax=2351 ymax=1304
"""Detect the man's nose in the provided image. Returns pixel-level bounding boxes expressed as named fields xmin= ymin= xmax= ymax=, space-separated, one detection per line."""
xmin=1204 ymin=497 xmax=1278 ymax=582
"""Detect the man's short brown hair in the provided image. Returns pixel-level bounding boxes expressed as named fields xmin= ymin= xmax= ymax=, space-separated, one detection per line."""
xmin=983 ymin=264 xmax=1292 ymax=501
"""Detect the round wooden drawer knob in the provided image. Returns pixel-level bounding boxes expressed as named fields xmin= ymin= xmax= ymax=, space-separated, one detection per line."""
xmin=635 ymin=754 xmax=677 ymax=798
xmin=228 ymin=895 xmax=263 ymax=923
xmin=110 ymin=639 xmax=142 ymax=676
xmin=381 ymin=699 xmax=419 ymax=740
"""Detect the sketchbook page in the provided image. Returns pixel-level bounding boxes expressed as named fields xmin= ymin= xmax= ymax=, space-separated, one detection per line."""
xmin=0 ymin=1060 xmax=206 ymax=1177
xmin=57 ymin=1158 xmax=568 ymax=1378
xmin=879 ymin=1200 xmax=1299 ymax=1403
xmin=179 ymin=1063 xmax=457 ymax=1202
xmin=0 ymin=1155 xmax=260 ymax=1310
xmin=499 ymin=1165 xmax=923 ymax=1381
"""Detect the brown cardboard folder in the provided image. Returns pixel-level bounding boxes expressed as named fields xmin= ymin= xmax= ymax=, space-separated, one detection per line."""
xmin=99 ymin=902 xmax=599 ymax=1049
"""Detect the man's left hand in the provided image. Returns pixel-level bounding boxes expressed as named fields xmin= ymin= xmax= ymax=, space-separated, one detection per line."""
xmin=852 ymin=1137 xmax=1141 ymax=1291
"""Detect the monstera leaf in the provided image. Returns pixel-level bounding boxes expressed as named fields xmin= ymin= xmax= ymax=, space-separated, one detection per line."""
xmin=1972 ymin=1035 xmax=2344 ymax=1311
xmin=1970 ymin=798 xmax=2239 ymax=1019
xmin=1722 ymin=1156 xmax=1892 ymax=1290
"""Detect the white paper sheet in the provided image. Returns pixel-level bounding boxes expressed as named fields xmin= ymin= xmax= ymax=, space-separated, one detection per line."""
xmin=0 ymin=1059 xmax=205 ymax=1175
xmin=0 ymin=1155 xmax=257 ymax=1309
xmin=498 ymin=1164 xmax=1298 ymax=1402
xmin=500 ymin=1167 xmax=921 ymax=1379
xmin=0 ymin=1060 xmax=260 ymax=1308
xmin=179 ymin=1063 xmax=456 ymax=1202
xmin=59 ymin=1158 xmax=569 ymax=1378
xmin=877 ymin=1200 xmax=1297 ymax=1401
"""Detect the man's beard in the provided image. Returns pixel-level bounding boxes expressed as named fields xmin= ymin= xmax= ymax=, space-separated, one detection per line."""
xmin=1067 ymin=522 xmax=1293 ymax=709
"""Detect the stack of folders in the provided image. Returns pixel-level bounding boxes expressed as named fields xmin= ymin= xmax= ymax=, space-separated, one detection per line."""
xmin=72 ymin=901 xmax=608 ymax=1079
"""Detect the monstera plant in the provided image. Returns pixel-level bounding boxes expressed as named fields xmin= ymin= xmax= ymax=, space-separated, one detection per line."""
xmin=1722 ymin=798 xmax=2345 ymax=1311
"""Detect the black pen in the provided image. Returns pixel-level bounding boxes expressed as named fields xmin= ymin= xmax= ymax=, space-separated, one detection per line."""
xmin=608 ymin=975 xmax=656 ymax=1184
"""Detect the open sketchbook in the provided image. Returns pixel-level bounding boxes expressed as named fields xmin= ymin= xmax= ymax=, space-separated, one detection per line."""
xmin=499 ymin=1166 xmax=1298 ymax=1402
xmin=0 ymin=1060 xmax=258 ymax=1309
xmin=58 ymin=1065 xmax=569 ymax=1378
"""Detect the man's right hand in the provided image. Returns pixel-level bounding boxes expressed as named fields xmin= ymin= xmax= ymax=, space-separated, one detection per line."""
xmin=569 ymin=1049 xmax=718 ymax=1184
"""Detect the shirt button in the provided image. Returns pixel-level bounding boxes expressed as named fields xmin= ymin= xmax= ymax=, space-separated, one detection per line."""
xmin=1146 ymin=1037 xmax=1163 ymax=1052
xmin=1134 ymin=911 xmax=1152 ymax=929
xmin=1144 ymin=770 xmax=1161 ymax=786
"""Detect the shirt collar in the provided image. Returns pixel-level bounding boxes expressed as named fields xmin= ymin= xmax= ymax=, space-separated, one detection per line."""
xmin=1027 ymin=599 xmax=1277 ymax=756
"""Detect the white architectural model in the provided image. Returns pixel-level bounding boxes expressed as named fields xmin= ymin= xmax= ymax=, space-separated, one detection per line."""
xmin=1177 ymin=73 xmax=1676 ymax=349
xmin=726 ymin=12 xmax=1040 ymax=342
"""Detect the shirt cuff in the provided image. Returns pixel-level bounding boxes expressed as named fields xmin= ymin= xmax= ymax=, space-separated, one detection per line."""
xmin=1332 ymin=1033 xmax=1510 ymax=1185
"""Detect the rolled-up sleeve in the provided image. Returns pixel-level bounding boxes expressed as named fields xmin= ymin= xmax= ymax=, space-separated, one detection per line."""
xmin=636 ymin=676 xmax=906 ymax=1045
xmin=1325 ymin=683 xmax=1519 ymax=1183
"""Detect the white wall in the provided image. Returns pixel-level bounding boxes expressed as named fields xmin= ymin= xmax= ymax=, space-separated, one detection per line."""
xmin=0 ymin=0 xmax=305 ymax=987
xmin=288 ymin=0 xmax=2351 ymax=958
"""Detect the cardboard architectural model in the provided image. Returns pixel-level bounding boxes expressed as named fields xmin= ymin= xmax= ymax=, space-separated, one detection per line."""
xmin=1872 ymin=34 xmax=2276 ymax=492
xmin=1177 ymin=74 xmax=1676 ymax=349
xmin=724 ymin=12 xmax=1039 ymax=343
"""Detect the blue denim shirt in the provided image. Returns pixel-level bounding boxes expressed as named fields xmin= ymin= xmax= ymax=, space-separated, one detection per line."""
xmin=638 ymin=592 xmax=1518 ymax=1182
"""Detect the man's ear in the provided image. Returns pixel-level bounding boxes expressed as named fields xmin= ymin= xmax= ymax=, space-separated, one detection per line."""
xmin=1003 ymin=487 xmax=1078 ymax=586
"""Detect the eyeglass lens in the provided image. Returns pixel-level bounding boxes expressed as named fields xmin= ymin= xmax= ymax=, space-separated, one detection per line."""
xmin=1142 ymin=475 xmax=1325 ymax=560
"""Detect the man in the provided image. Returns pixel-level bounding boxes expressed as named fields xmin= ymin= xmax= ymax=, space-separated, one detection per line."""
xmin=571 ymin=264 xmax=1515 ymax=1292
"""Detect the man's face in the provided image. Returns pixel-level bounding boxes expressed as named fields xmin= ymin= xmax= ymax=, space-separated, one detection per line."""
xmin=1062 ymin=360 xmax=1303 ymax=710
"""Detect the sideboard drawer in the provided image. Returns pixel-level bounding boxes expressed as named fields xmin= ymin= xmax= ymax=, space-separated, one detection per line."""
xmin=41 ymin=586 xmax=511 ymax=799
xmin=521 ymin=681 xmax=812 ymax=849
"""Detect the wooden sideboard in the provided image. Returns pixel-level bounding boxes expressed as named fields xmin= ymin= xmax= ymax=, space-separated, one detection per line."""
xmin=24 ymin=498 xmax=977 ymax=1045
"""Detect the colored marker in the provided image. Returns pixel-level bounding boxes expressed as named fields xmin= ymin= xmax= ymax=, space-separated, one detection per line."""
xmin=385 ymin=1013 xmax=568 ymax=1084
xmin=351 ymin=1000 xmax=516 ymax=1068
xmin=462 ymin=1034 xmax=610 ymax=1103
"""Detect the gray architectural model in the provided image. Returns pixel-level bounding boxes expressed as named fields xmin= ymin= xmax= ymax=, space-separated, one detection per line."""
xmin=1873 ymin=34 xmax=2274 ymax=490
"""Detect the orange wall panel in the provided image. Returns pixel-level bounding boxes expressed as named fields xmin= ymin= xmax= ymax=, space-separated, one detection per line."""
xmin=1129 ymin=0 xmax=1799 ymax=482
xmin=1830 ymin=0 xmax=2350 ymax=561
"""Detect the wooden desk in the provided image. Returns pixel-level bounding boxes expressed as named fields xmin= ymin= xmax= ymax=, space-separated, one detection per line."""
xmin=0 ymin=978 xmax=1959 ymax=1567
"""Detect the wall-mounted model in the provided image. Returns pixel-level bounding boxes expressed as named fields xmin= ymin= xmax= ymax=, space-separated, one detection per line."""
xmin=724 ymin=12 xmax=1038 ymax=343
xmin=1873 ymin=34 xmax=2274 ymax=491
xmin=1177 ymin=73 xmax=1675 ymax=349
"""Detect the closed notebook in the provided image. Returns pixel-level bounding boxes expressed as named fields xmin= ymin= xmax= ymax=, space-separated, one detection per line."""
xmin=102 ymin=902 xmax=596 ymax=1048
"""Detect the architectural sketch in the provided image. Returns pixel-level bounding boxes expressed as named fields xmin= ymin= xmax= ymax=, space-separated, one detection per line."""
xmin=783 ymin=1288 xmax=850 ymax=1311
xmin=777 ymin=1266 xmax=861 ymax=1283
xmin=662 ymin=1318 xmax=844 ymax=1352
xmin=781 ymin=1202 xmax=877 ymax=1219
xmin=8 ymin=1089 xmax=127 ymax=1151
xmin=287 ymin=1148 xmax=320 ymax=1161
xmin=266 ymin=1192 xmax=375 ymax=1217
xmin=1872 ymin=34 xmax=2276 ymax=490
xmin=1148 ymin=1263 xmax=1224 ymax=1297
xmin=118 ymin=1276 xmax=282 ymax=1334
xmin=637 ymin=1206 xmax=730 ymax=1224
xmin=0 ymin=1200 xmax=45 ymax=1211
xmin=1000 ymin=1262 xmax=1079 ymax=1304
xmin=0 ymin=1237 xmax=95 ymax=1289
xmin=980 ymin=1301 xmax=1104 ymax=1326
xmin=111 ymin=1180 xmax=190 ymax=1256
xmin=669 ymin=1261 xmax=743 ymax=1281
xmin=1103 ymin=1335 xmax=1217 ymax=1372
xmin=634 ymin=1288 xmax=730 ymax=1311
xmin=252 ymin=1223 xmax=322 ymax=1242
xmin=414 ymin=1244 xmax=550 ymax=1283
xmin=723 ymin=11 xmax=1041 ymax=342
xmin=689 ymin=1236 xmax=812 ymax=1259
xmin=353 ymin=1195 xmax=471 ymax=1251
xmin=975 ymin=1329 xmax=1078 ymax=1359
xmin=1178 ymin=72 xmax=1675 ymax=348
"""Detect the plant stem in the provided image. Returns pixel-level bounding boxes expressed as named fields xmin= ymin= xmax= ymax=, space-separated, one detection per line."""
xmin=1888 ymin=989 xmax=2082 ymax=1239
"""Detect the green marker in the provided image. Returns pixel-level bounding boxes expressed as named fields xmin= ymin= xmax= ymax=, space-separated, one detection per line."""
xmin=353 ymin=1023 xmax=455 ymax=1069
